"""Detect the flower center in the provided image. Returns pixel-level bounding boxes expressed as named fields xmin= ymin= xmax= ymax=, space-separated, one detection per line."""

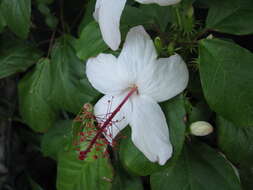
xmin=128 ymin=84 xmax=139 ymax=95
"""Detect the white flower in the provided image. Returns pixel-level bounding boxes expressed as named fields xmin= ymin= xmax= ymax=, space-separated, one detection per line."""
xmin=86 ymin=26 xmax=188 ymax=165
xmin=94 ymin=0 xmax=181 ymax=50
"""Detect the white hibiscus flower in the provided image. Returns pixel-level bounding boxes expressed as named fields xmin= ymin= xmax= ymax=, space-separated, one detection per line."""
xmin=94 ymin=0 xmax=181 ymax=50
xmin=86 ymin=25 xmax=188 ymax=165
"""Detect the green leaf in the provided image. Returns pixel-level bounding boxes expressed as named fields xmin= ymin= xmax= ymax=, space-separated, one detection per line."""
xmin=239 ymin=166 xmax=253 ymax=190
xmin=121 ymin=6 xmax=153 ymax=30
xmin=57 ymin=151 xmax=113 ymax=190
xmin=78 ymin=0 xmax=96 ymax=34
xmin=138 ymin=5 xmax=170 ymax=32
xmin=0 ymin=40 xmax=42 ymax=79
xmin=0 ymin=11 xmax=6 ymax=32
xmin=37 ymin=3 xmax=58 ymax=29
xmin=36 ymin=0 xmax=54 ymax=4
xmin=161 ymin=95 xmax=187 ymax=159
xmin=112 ymin=163 xmax=143 ymax=190
xmin=49 ymin=35 xmax=100 ymax=114
xmin=119 ymin=128 xmax=163 ymax=176
xmin=18 ymin=58 xmax=57 ymax=132
xmin=1 ymin=0 xmax=31 ymax=38
xmin=41 ymin=120 xmax=72 ymax=160
xmin=119 ymin=95 xmax=186 ymax=176
xmin=217 ymin=116 xmax=253 ymax=166
xmin=199 ymin=39 xmax=253 ymax=126
xmin=151 ymin=140 xmax=242 ymax=190
xmin=75 ymin=22 xmax=108 ymax=61
xmin=188 ymin=101 xmax=212 ymax=123
xmin=206 ymin=0 xmax=253 ymax=35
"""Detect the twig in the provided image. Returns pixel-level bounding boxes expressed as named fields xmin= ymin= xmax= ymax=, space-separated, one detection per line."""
xmin=47 ymin=30 xmax=56 ymax=58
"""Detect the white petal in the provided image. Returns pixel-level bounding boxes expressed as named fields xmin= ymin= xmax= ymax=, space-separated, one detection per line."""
xmin=94 ymin=94 xmax=132 ymax=143
xmin=86 ymin=53 xmax=129 ymax=95
xmin=135 ymin=0 xmax=181 ymax=6
xmin=118 ymin=26 xmax=157 ymax=83
xmin=94 ymin=0 xmax=127 ymax=50
xmin=93 ymin=0 xmax=102 ymax=21
xmin=130 ymin=95 xmax=172 ymax=165
xmin=137 ymin=54 xmax=189 ymax=102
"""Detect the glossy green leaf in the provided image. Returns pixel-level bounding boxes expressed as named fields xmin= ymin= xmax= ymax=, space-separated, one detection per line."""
xmin=75 ymin=22 xmax=108 ymax=61
xmin=41 ymin=120 xmax=72 ymax=160
xmin=49 ymin=35 xmax=100 ymax=114
xmin=199 ymin=39 xmax=253 ymax=126
xmin=1 ymin=0 xmax=31 ymax=38
xmin=119 ymin=95 xmax=186 ymax=176
xmin=0 ymin=40 xmax=42 ymax=79
xmin=57 ymin=151 xmax=113 ymax=190
xmin=206 ymin=0 xmax=253 ymax=35
xmin=19 ymin=58 xmax=57 ymax=132
xmin=151 ymin=141 xmax=242 ymax=190
xmin=217 ymin=116 xmax=253 ymax=166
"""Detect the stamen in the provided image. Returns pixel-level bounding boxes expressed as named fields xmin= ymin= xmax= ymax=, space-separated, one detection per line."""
xmin=79 ymin=87 xmax=137 ymax=159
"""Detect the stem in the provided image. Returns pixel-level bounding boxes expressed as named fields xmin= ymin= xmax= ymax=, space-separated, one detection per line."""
xmin=79 ymin=87 xmax=137 ymax=158
xmin=47 ymin=30 xmax=56 ymax=58
xmin=194 ymin=29 xmax=210 ymax=41
xmin=175 ymin=7 xmax=182 ymax=31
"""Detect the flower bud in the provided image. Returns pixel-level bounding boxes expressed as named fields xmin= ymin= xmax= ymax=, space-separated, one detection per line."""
xmin=154 ymin=37 xmax=163 ymax=54
xmin=190 ymin=121 xmax=213 ymax=136
xmin=83 ymin=103 xmax=93 ymax=112
xmin=207 ymin=34 xmax=214 ymax=39
xmin=154 ymin=37 xmax=162 ymax=49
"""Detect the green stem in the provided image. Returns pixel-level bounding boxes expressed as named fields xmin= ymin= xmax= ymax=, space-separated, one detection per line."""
xmin=175 ymin=7 xmax=182 ymax=31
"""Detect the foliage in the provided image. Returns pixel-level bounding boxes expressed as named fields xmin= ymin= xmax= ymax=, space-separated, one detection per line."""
xmin=0 ymin=0 xmax=252 ymax=189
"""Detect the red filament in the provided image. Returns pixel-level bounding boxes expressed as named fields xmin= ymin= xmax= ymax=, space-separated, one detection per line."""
xmin=79 ymin=87 xmax=137 ymax=159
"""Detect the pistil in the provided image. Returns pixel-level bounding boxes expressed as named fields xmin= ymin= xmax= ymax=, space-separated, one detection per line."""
xmin=79 ymin=87 xmax=138 ymax=159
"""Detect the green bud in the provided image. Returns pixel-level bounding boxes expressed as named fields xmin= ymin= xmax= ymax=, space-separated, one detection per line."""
xmin=46 ymin=15 xmax=58 ymax=29
xmin=154 ymin=37 xmax=163 ymax=50
xmin=38 ymin=3 xmax=50 ymax=16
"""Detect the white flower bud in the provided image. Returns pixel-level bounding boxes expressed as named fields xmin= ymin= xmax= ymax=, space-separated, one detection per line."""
xmin=207 ymin=34 xmax=214 ymax=39
xmin=190 ymin=121 xmax=213 ymax=136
